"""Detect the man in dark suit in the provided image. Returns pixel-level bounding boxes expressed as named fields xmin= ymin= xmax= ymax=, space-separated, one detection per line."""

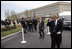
xmin=59 ymin=18 xmax=64 ymax=44
xmin=28 ymin=17 xmax=33 ymax=32
xmin=47 ymin=15 xmax=63 ymax=48
xmin=20 ymin=18 xmax=26 ymax=33
xmin=33 ymin=18 xmax=37 ymax=31
xmin=39 ymin=16 xmax=45 ymax=39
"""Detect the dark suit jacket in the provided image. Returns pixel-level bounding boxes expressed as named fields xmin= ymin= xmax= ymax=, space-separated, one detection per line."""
xmin=39 ymin=20 xmax=44 ymax=31
xmin=33 ymin=19 xmax=37 ymax=26
xmin=20 ymin=20 xmax=26 ymax=28
xmin=47 ymin=19 xmax=63 ymax=38
xmin=28 ymin=20 xmax=33 ymax=26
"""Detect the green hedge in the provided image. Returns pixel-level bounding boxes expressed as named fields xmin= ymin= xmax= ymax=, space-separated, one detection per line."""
xmin=1 ymin=28 xmax=21 ymax=37
xmin=1 ymin=25 xmax=22 ymax=37
xmin=1 ymin=25 xmax=16 ymax=32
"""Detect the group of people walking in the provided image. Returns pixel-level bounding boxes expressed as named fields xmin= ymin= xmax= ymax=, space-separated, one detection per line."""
xmin=20 ymin=14 xmax=64 ymax=48
xmin=20 ymin=17 xmax=37 ymax=33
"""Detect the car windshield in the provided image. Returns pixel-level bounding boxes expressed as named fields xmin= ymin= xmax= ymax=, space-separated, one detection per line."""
xmin=59 ymin=15 xmax=71 ymax=21
xmin=64 ymin=17 xmax=71 ymax=21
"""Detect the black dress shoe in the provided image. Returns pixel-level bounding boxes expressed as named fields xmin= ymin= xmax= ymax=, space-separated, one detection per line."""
xmin=41 ymin=37 xmax=45 ymax=39
xmin=39 ymin=37 xmax=42 ymax=39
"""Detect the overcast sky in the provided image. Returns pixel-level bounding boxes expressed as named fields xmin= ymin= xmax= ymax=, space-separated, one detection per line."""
xmin=1 ymin=1 xmax=71 ymax=20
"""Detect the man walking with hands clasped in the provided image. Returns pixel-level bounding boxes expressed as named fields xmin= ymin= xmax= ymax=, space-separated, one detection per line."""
xmin=39 ymin=16 xmax=45 ymax=39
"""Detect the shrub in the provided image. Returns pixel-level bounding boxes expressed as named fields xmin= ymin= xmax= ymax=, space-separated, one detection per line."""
xmin=1 ymin=25 xmax=16 ymax=32
xmin=16 ymin=24 xmax=22 ymax=29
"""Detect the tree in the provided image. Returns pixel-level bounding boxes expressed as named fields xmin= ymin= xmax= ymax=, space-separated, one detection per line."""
xmin=5 ymin=10 xmax=18 ymax=20
xmin=25 ymin=10 xmax=31 ymax=18
xmin=5 ymin=10 xmax=10 ymax=21
xmin=10 ymin=10 xmax=18 ymax=20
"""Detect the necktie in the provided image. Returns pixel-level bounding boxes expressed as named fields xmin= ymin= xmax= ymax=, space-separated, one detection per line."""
xmin=40 ymin=21 xmax=41 ymax=26
xmin=54 ymin=21 xmax=56 ymax=32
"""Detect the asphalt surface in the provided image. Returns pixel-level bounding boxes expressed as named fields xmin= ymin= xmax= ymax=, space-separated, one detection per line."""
xmin=1 ymin=28 xmax=71 ymax=48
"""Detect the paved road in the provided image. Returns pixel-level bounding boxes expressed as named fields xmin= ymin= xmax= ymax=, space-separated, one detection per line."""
xmin=1 ymin=29 xmax=71 ymax=48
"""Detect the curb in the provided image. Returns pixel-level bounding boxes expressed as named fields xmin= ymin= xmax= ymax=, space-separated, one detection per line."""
xmin=1 ymin=31 xmax=21 ymax=40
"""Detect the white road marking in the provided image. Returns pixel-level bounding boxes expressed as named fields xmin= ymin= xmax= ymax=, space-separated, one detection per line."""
xmin=1 ymin=31 xmax=21 ymax=39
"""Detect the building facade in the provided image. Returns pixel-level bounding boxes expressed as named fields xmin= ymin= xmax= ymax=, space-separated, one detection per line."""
xmin=16 ymin=2 xmax=71 ymax=19
xmin=30 ymin=2 xmax=71 ymax=18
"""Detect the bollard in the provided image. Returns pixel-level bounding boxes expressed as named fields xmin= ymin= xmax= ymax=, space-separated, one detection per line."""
xmin=21 ymin=28 xmax=27 ymax=43
xmin=47 ymin=26 xmax=51 ymax=34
